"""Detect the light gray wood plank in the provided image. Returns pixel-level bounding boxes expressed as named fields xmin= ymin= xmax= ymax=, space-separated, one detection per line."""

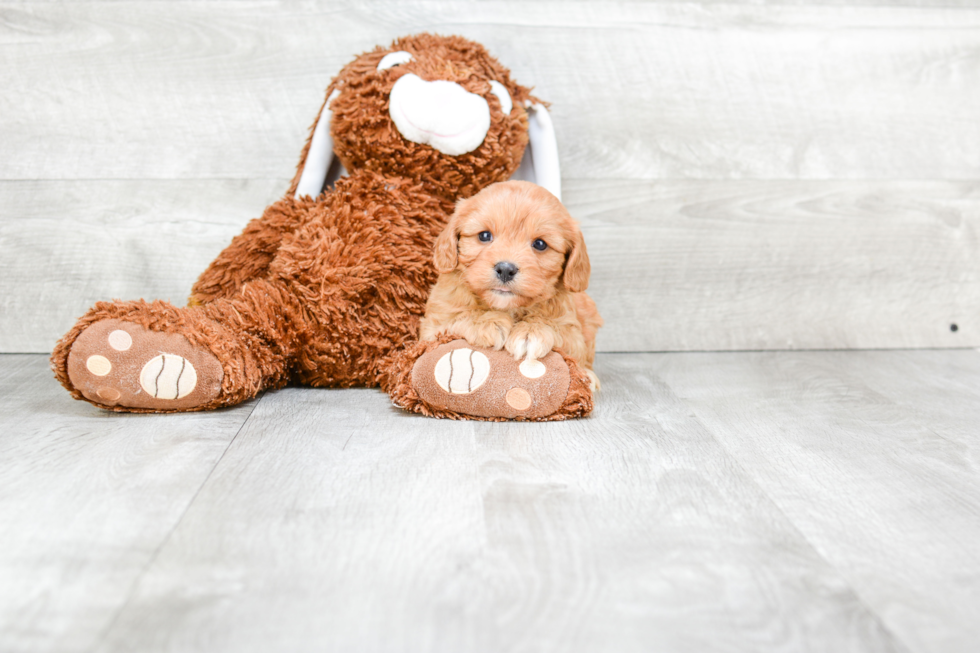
xmin=21 ymin=0 xmax=980 ymax=6
xmin=569 ymin=179 xmax=980 ymax=352
xmin=92 ymin=359 xmax=905 ymax=653
xmin=3 ymin=2 xmax=980 ymax=181
xmin=0 ymin=354 xmax=258 ymax=653
xmin=653 ymin=348 xmax=980 ymax=653
xmin=834 ymin=349 xmax=980 ymax=449
xmin=545 ymin=0 xmax=980 ymax=5
xmin=0 ymin=178 xmax=284 ymax=353
xmin=4 ymin=178 xmax=977 ymax=354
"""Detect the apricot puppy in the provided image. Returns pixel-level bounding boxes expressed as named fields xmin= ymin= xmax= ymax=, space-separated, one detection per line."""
xmin=420 ymin=181 xmax=603 ymax=388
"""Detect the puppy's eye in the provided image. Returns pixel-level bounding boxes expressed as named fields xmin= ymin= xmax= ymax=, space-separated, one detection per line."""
xmin=478 ymin=231 xmax=493 ymax=243
xmin=532 ymin=239 xmax=548 ymax=251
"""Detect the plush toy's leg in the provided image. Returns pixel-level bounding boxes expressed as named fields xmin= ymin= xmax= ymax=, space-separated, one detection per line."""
xmin=385 ymin=337 xmax=594 ymax=421
xmin=52 ymin=279 xmax=302 ymax=412
xmin=189 ymin=197 xmax=312 ymax=306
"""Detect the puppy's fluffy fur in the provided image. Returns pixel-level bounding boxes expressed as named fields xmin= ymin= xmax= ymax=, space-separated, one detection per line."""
xmin=420 ymin=181 xmax=603 ymax=387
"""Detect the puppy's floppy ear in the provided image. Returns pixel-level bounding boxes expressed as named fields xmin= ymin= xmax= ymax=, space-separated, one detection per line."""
xmin=434 ymin=197 xmax=471 ymax=273
xmin=562 ymin=227 xmax=591 ymax=293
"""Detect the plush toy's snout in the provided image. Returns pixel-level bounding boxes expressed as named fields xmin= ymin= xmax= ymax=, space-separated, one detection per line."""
xmin=295 ymin=35 xmax=561 ymax=203
xmin=390 ymin=74 xmax=493 ymax=156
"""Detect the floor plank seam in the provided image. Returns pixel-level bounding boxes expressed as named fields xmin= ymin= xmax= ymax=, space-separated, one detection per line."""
xmin=83 ymin=394 xmax=266 ymax=653
xmin=668 ymin=391 xmax=914 ymax=652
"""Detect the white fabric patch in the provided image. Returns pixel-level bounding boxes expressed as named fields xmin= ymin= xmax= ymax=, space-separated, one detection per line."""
xmin=433 ymin=348 xmax=490 ymax=394
xmin=294 ymin=89 xmax=340 ymax=199
xmin=389 ymin=74 xmax=490 ymax=156
xmin=508 ymin=104 xmax=562 ymax=201
xmin=489 ymin=81 xmax=512 ymax=115
xmin=140 ymin=354 xmax=197 ymax=400
xmin=86 ymin=355 xmax=111 ymax=376
xmin=377 ymin=51 xmax=413 ymax=71
xmin=525 ymin=104 xmax=561 ymax=201
xmin=519 ymin=358 xmax=547 ymax=379
xmin=108 ymin=329 xmax=132 ymax=351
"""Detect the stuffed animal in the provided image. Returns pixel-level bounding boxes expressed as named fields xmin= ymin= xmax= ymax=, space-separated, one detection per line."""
xmin=51 ymin=33 xmax=594 ymax=421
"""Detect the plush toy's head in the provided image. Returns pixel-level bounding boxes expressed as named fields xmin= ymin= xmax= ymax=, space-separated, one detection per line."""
xmin=294 ymin=34 xmax=558 ymax=201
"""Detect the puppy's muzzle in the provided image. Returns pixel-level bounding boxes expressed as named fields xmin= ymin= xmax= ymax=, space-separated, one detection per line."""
xmin=494 ymin=261 xmax=519 ymax=283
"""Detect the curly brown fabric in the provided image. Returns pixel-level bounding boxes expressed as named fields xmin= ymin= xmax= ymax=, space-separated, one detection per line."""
xmin=51 ymin=34 xmax=585 ymax=420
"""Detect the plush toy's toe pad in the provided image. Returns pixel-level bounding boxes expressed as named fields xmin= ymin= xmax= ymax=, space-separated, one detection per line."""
xmin=411 ymin=340 xmax=570 ymax=419
xmin=66 ymin=319 xmax=223 ymax=411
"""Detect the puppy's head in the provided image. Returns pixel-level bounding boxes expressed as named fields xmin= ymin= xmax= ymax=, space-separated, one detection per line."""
xmin=434 ymin=180 xmax=590 ymax=311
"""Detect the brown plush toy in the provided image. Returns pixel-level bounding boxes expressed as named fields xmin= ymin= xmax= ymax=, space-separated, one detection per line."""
xmin=51 ymin=33 xmax=594 ymax=421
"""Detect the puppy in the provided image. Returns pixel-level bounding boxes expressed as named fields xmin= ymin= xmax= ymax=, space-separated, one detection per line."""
xmin=420 ymin=181 xmax=603 ymax=389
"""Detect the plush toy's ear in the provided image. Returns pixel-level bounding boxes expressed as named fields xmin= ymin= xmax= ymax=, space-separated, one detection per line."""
xmin=434 ymin=198 xmax=472 ymax=273
xmin=510 ymin=103 xmax=561 ymax=201
xmin=562 ymin=228 xmax=591 ymax=293
xmin=294 ymin=89 xmax=340 ymax=199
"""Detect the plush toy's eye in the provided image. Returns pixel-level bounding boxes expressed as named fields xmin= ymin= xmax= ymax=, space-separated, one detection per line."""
xmin=377 ymin=51 xmax=413 ymax=71
xmin=478 ymin=231 xmax=493 ymax=243
xmin=489 ymin=81 xmax=513 ymax=115
xmin=532 ymin=239 xmax=548 ymax=251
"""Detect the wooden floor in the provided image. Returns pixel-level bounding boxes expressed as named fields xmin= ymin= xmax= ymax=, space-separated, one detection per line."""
xmin=2 ymin=350 xmax=978 ymax=653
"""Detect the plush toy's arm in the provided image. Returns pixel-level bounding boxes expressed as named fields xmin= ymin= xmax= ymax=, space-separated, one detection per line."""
xmin=189 ymin=197 xmax=309 ymax=306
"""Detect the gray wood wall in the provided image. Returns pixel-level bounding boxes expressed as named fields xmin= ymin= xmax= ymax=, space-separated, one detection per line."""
xmin=2 ymin=1 xmax=978 ymax=354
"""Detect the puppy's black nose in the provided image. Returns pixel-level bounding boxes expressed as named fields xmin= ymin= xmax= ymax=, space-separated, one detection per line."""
xmin=494 ymin=261 xmax=519 ymax=283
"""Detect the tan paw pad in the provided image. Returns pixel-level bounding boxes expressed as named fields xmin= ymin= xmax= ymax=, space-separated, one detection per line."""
xmin=518 ymin=358 xmax=546 ymax=379
xmin=412 ymin=340 xmax=570 ymax=419
xmin=108 ymin=329 xmax=133 ymax=351
xmin=505 ymin=387 xmax=532 ymax=410
xmin=66 ymin=318 xmax=223 ymax=411
xmin=97 ymin=387 xmax=121 ymax=401
xmin=433 ymin=348 xmax=489 ymax=394
xmin=86 ymin=355 xmax=112 ymax=376
xmin=139 ymin=354 xmax=198 ymax=400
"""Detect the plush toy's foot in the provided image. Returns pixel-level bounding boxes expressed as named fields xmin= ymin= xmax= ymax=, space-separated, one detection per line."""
xmin=63 ymin=318 xmax=224 ymax=411
xmin=386 ymin=337 xmax=594 ymax=421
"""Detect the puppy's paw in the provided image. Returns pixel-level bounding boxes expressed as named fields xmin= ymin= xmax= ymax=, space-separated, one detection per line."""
xmin=456 ymin=313 xmax=513 ymax=350
xmin=586 ymin=369 xmax=600 ymax=392
xmin=505 ymin=322 xmax=556 ymax=362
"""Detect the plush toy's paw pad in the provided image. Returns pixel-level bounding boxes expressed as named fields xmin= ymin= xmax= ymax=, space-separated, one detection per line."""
xmin=411 ymin=340 xmax=570 ymax=419
xmin=66 ymin=319 xmax=223 ymax=410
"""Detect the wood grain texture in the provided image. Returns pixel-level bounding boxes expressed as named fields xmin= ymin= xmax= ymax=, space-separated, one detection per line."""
xmin=568 ymin=179 xmax=980 ymax=352
xmin=0 ymin=179 xmax=284 ymax=352
xmin=6 ymin=177 xmax=975 ymax=353
xmin=653 ymin=348 xmax=980 ymax=653
xmin=0 ymin=355 xmax=257 ymax=653
xmin=5 ymin=350 xmax=980 ymax=651
xmin=4 ymin=0 xmax=980 ymax=354
xmin=3 ymin=1 xmax=980 ymax=181
xmin=89 ymin=360 xmax=904 ymax=653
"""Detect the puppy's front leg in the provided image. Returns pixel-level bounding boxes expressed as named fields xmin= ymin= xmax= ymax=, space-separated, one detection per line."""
xmin=438 ymin=311 xmax=513 ymax=350
xmin=505 ymin=320 xmax=557 ymax=362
